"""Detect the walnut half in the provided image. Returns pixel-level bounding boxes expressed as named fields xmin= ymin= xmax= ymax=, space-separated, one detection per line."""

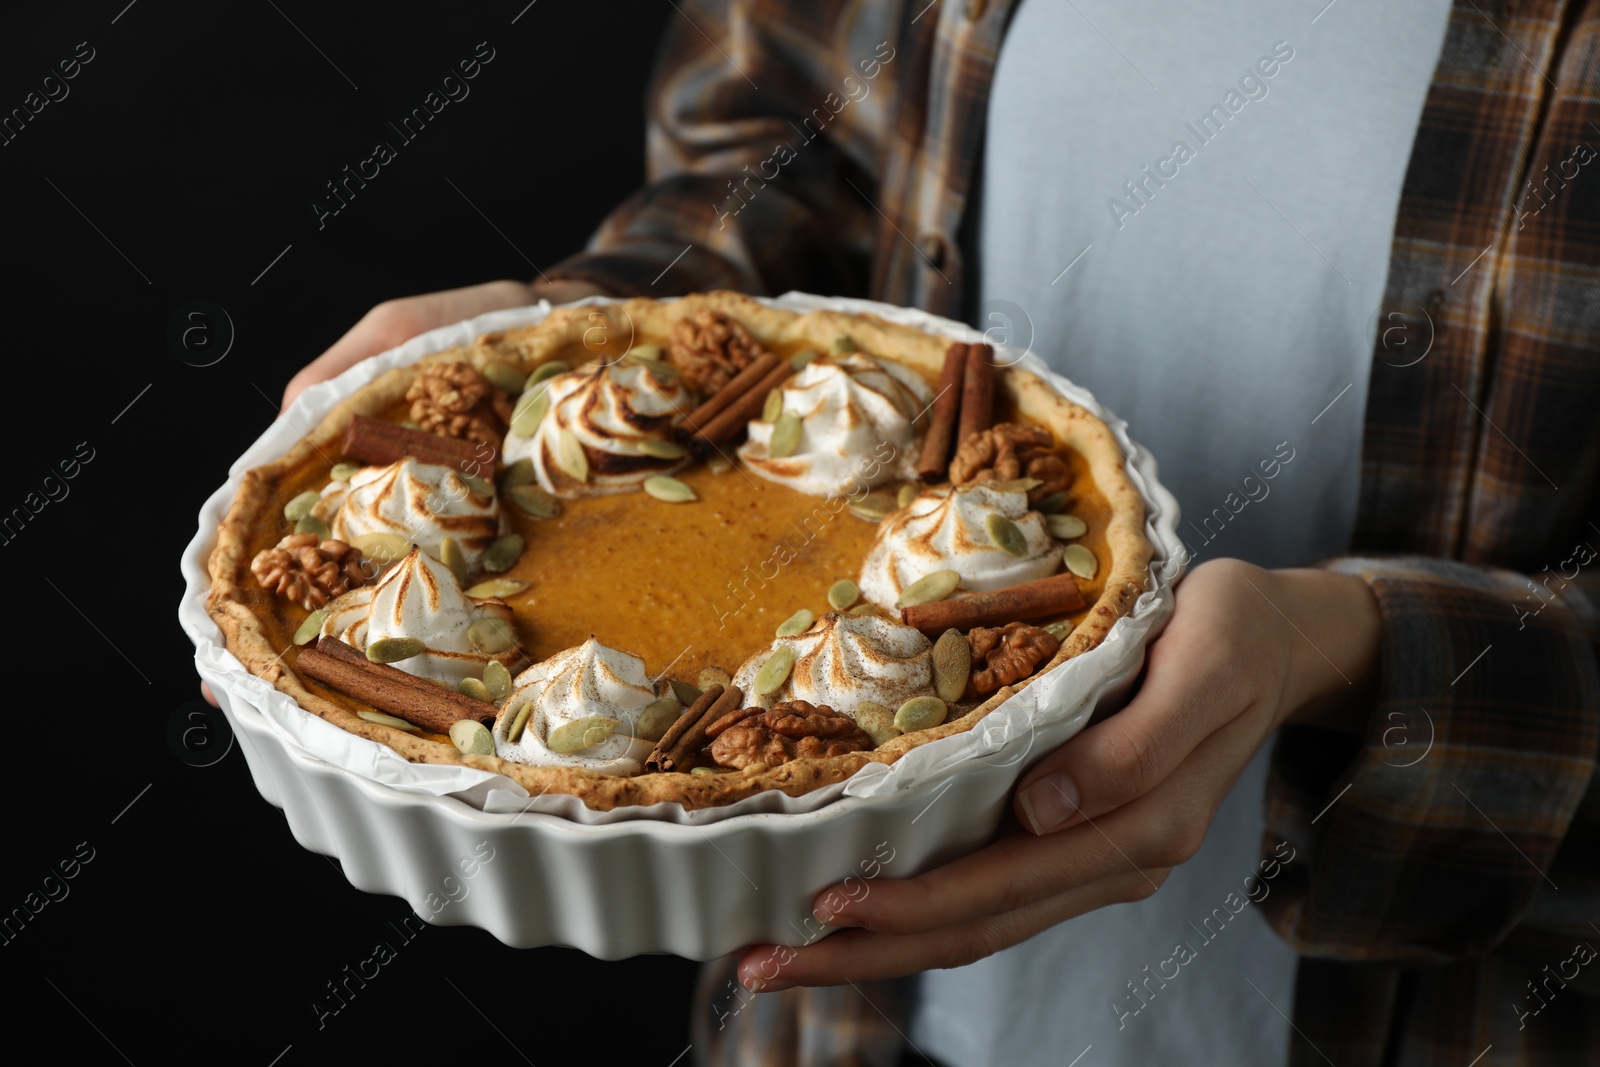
xmin=949 ymin=422 xmax=1072 ymax=506
xmin=707 ymin=699 xmax=874 ymax=770
xmin=405 ymin=361 xmax=508 ymax=449
xmin=666 ymin=309 xmax=769 ymax=395
xmin=250 ymin=533 xmax=369 ymax=610
xmin=966 ymin=622 xmax=1062 ymax=698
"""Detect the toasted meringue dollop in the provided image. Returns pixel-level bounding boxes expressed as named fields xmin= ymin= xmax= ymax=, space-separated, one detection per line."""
xmin=732 ymin=612 xmax=936 ymax=716
xmin=739 ymin=353 xmax=933 ymax=497
xmin=858 ymin=484 xmax=1061 ymax=610
xmin=319 ymin=547 xmax=521 ymax=687
xmin=492 ymin=638 xmax=659 ymax=774
xmin=320 ymin=457 xmax=501 ymax=572
xmin=501 ymin=360 xmax=694 ymax=498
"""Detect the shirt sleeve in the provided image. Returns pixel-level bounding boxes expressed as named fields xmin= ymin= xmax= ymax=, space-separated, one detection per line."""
xmin=540 ymin=0 xmax=880 ymax=299
xmin=1259 ymin=552 xmax=1600 ymax=971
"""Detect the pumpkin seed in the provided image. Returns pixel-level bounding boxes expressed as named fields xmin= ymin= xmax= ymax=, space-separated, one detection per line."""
xmin=467 ymin=617 xmax=517 ymax=654
xmin=294 ymin=515 xmax=331 ymax=538
xmin=504 ymin=700 xmax=533 ymax=743
xmin=1036 ymin=490 xmax=1070 ymax=515
xmin=636 ymin=357 xmax=679 ymax=383
xmin=849 ymin=603 xmax=886 ymax=617
xmin=458 ymin=677 xmax=491 ymax=702
xmin=481 ymin=534 xmax=525 ymax=573
xmin=827 ymin=579 xmax=860 ymax=611
xmin=499 ymin=458 xmax=537 ymax=489
xmin=627 ymin=343 xmax=663 ymax=361
xmin=849 ymin=492 xmax=896 ymax=522
xmin=769 ymin=412 xmax=802 ymax=458
xmin=439 ymin=537 xmax=469 ymax=585
xmin=460 ymin=473 xmax=493 ymax=498
xmin=509 ymin=387 xmax=550 ymax=437
xmin=547 ymin=715 xmax=619 ymax=754
xmin=854 ymin=701 xmax=902 ymax=747
xmin=637 ymin=438 xmax=687 ymax=460
xmin=483 ymin=660 xmax=513 ymax=700
xmin=293 ymin=608 xmax=329 ymax=646
xmin=754 ymin=647 xmax=796 ymax=696
xmin=932 ymin=629 xmax=972 ymax=703
xmin=635 ymin=696 xmax=682 ymax=742
xmin=831 ymin=335 xmax=858 ymax=354
xmin=643 ymin=475 xmax=697 ymax=503
xmin=776 ymin=608 xmax=815 ymax=638
xmin=988 ymin=477 xmax=1044 ymax=495
xmin=1043 ymin=620 xmax=1072 ymax=640
xmin=790 ymin=348 xmax=819 ymax=369
xmin=706 ymin=456 xmax=733 ymax=474
xmin=357 ymin=710 xmax=421 ymax=734
xmin=329 ymin=462 xmax=361 ymax=482
xmin=762 ymin=388 xmax=784 ymax=423
xmin=484 ymin=361 xmax=527 ymax=393
xmin=698 ymin=665 xmax=732 ymax=691
xmin=466 ymin=577 xmax=529 ymax=599
xmin=367 ymin=636 xmax=426 ymax=664
xmin=985 ymin=513 xmax=1030 ymax=558
xmin=1063 ymin=543 xmax=1098 ymax=580
xmin=350 ymin=532 xmax=411 ymax=563
xmin=1047 ymin=514 xmax=1088 ymax=540
xmin=508 ymin=483 xmax=562 ymax=519
xmin=400 ymin=419 xmax=422 ymax=430
xmin=525 ymin=360 xmax=569 ymax=388
xmin=668 ymin=679 xmax=702 ymax=705
xmin=555 ymin=428 xmax=589 ymax=482
xmin=450 ymin=719 xmax=495 ymax=755
xmin=897 ymin=569 xmax=961 ymax=609
xmin=689 ymin=765 xmax=722 ymax=775
xmin=894 ymin=695 xmax=947 ymax=733
xmin=897 ymin=483 xmax=920 ymax=509
xmin=283 ymin=490 xmax=321 ymax=521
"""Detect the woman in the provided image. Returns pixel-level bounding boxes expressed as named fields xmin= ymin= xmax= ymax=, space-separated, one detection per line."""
xmin=282 ymin=2 xmax=1599 ymax=1063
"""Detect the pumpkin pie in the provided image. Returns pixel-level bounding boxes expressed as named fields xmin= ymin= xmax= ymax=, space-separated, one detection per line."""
xmin=206 ymin=292 xmax=1151 ymax=811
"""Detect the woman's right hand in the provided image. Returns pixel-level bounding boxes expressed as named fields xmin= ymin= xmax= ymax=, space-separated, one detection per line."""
xmin=280 ymin=278 xmax=606 ymax=411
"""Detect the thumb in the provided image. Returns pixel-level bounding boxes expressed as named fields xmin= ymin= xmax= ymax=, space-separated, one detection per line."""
xmin=1012 ymin=640 xmax=1229 ymax=835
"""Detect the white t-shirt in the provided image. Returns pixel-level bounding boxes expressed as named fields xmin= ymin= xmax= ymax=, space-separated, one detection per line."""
xmin=913 ymin=1 xmax=1452 ymax=1064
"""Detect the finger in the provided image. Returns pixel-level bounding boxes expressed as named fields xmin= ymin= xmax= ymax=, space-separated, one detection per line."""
xmin=1013 ymin=633 xmax=1262 ymax=835
xmin=821 ymin=711 xmax=1262 ymax=935
xmin=744 ymin=865 xmax=1167 ymax=990
xmin=200 ymin=681 xmax=219 ymax=708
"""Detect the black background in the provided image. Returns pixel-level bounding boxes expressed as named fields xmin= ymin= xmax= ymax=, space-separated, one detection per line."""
xmin=4 ymin=2 xmax=715 ymax=1064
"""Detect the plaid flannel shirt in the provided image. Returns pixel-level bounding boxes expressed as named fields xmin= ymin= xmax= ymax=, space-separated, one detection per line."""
xmin=546 ymin=2 xmax=1600 ymax=1064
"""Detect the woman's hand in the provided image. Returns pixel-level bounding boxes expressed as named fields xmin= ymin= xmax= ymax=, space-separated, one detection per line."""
xmin=736 ymin=557 xmax=1381 ymax=991
xmin=279 ymin=278 xmax=605 ymax=411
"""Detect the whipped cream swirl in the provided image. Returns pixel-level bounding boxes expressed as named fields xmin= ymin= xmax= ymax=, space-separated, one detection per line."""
xmin=501 ymin=360 xmax=694 ymax=498
xmin=318 ymin=457 xmax=502 ymax=572
xmin=319 ymin=547 xmax=520 ymax=687
xmin=492 ymin=638 xmax=659 ymax=774
xmin=739 ymin=353 xmax=933 ymax=497
xmin=732 ymin=612 xmax=935 ymax=716
xmin=859 ymin=484 xmax=1061 ymax=610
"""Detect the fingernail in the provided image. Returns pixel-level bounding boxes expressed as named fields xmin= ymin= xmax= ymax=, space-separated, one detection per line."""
xmin=745 ymin=976 xmax=795 ymax=994
xmin=1019 ymin=772 xmax=1079 ymax=834
xmin=814 ymin=905 xmax=863 ymax=928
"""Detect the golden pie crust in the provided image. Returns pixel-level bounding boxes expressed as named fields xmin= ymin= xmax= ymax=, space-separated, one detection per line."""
xmin=206 ymin=292 xmax=1152 ymax=811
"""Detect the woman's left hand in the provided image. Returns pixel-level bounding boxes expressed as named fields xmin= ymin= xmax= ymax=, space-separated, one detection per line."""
xmin=736 ymin=557 xmax=1381 ymax=991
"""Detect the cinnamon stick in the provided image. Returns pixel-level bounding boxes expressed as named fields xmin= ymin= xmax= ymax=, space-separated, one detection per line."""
xmin=692 ymin=361 xmax=797 ymax=447
xmin=901 ymin=572 xmax=1085 ymax=635
xmin=681 ymin=353 xmax=782 ymax=431
xmin=645 ymin=683 xmax=744 ymax=772
xmin=955 ymin=343 xmax=996 ymax=449
xmin=297 ymin=636 xmax=497 ymax=734
xmin=342 ymin=414 xmax=490 ymax=475
xmin=916 ymin=341 xmax=970 ymax=482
